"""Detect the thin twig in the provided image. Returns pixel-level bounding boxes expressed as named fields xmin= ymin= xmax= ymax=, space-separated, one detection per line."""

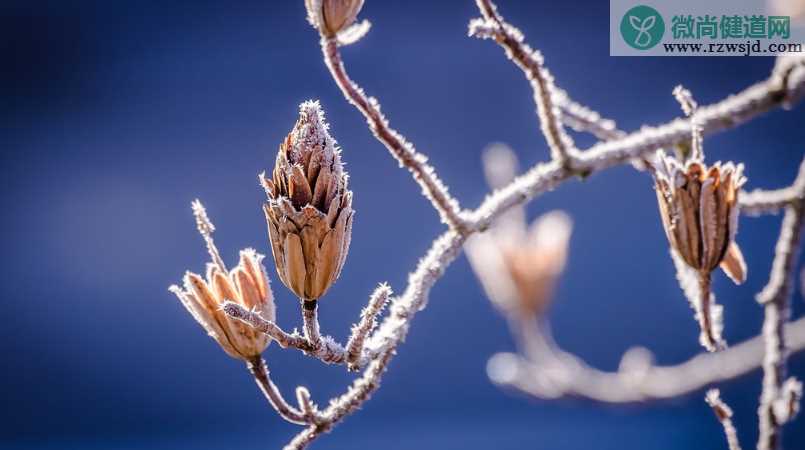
xmin=224 ymin=302 xmax=352 ymax=365
xmin=706 ymin=389 xmax=743 ymax=450
xmin=553 ymin=88 xmax=625 ymax=142
xmin=345 ymin=284 xmax=391 ymax=370
xmin=469 ymin=0 xmax=577 ymax=167
xmin=672 ymin=85 xmax=704 ymax=160
xmin=295 ymin=386 xmax=320 ymax=424
xmin=191 ymin=199 xmax=227 ymax=272
xmin=319 ymin=37 xmax=468 ymax=232
xmin=757 ymin=158 xmax=805 ymax=450
xmin=285 ymin=350 xmax=395 ymax=450
xmin=247 ymin=357 xmax=312 ymax=425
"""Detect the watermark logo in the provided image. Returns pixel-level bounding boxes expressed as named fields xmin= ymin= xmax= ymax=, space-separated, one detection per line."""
xmin=620 ymin=5 xmax=665 ymax=49
xmin=611 ymin=0 xmax=802 ymax=56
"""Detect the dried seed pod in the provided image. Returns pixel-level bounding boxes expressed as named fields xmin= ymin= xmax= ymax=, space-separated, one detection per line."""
xmin=501 ymin=211 xmax=573 ymax=317
xmin=305 ymin=0 xmax=364 ymax=37
xmin=170 ymin=201 xmax=275 ymax=360
xmin=466 ymin=145 xmax=572 ymax=319
xmin=467 ymin=209 xmax=573 ymax=319
xmin=261 ymin=100 xmax=353 ymax=301
xmin=653 ymin=152 xmax=748 ymax=283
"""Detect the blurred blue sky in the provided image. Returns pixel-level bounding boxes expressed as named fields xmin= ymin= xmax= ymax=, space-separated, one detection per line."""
xmin=2 ymin=0 xmax=804 ymax=449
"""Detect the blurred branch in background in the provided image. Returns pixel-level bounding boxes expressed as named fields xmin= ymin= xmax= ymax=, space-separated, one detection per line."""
xmin=487 ymin=314 xmax=805 ymax=403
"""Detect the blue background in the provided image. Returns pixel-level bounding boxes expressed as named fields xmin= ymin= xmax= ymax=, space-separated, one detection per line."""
xmin=2 ymin=1 xmax=804 ymax=449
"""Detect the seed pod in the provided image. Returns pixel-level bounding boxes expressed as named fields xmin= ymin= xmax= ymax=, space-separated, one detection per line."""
xmin=261 ymin=100 xmax=353 ymax=301
xmin=305 ymin=0 xmax=364 ymax=37
xmin=653 ymin=152 xmax=747 ymax=284
xmin=170 ymin=201 xmax=275 ymax=360
xmin=467 ymin=210 xmax=572 ymax=319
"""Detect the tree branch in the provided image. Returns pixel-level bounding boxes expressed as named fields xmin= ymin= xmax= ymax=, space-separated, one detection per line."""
xmin=706 ymin=389 xmax=743 ymax=450
xmin=247 ymin=357 xmax=313 ymax=425
xmin=487 ymin=316 xmax=805 ymax=403
xmin=319 ymin=37 xmax=468 ymax=232
xmin=757 ymin=158 xmax=805 ymax=450
xmin=553 ymin=88 xmax=625 ymax=142
xmin=469 ymin=0 xmax=577 ymax=167
xmin=224 ymin=302 xmax=352 ymax=365
xmin=465 ymin=60 xmax=805 ymax=230
xmin=345 ymin=283 xmax=391 ymax=370
xmin=284 ymin=350 xmax=395 ymax=450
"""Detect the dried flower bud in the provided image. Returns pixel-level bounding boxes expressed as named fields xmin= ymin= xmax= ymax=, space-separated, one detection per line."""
xmin=653 ymin=152 xmax=748 ymax=284
xmin=467 ymin=146 xmax=572 ymax=318
xmin=305 ymin=0 xmax=364 ymax=37
xmin=467 ymin=210 xmax=573 ymax=318
xmin=170 ymin=201 xmax=275 ymax=360
xmin=261 ymin=100 xmax=353 ymax=301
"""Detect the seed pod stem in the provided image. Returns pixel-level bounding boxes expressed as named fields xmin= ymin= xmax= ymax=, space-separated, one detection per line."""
xmin=246 ymin=356 xmax=309 ymax=425
xmin=302 ymin=299 xmax=322 ymax=350
xmin=697 ymin=270 xmax=722 ymax=352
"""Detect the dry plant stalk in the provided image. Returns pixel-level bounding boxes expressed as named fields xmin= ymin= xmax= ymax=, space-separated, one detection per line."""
xmin=167 ymin=1 xmax=805 ymax=448
xmin=651 ymin=103 xmax=748 ymax=351
xmin=706 ymin=389 xmax=743 ymax=450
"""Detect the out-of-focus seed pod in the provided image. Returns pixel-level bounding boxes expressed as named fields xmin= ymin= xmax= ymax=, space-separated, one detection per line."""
xmin=170 ymin=200 xmax=275 ymax=360
xmin=466 ymin=145 xmax=572 ymax=320
xmin=466 ymin=210 xmax=572 ymax=319
xmin=501 ymin=211 xmax=572 ymax=317
xmin=261 ymin=100 xmax=353 ymax=301
xmin=305 ymin=0 xmax=365 ymax=37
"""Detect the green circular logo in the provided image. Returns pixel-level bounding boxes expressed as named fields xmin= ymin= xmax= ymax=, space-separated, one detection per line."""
xmin=620 ymin=5 xmax=665 ymax=50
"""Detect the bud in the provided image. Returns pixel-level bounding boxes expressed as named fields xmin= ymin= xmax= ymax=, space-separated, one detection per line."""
xmin=653 ymin=152 xmax=747 ymax=284
xmin=305 ymin=0 xmax=364 ymax=37
xmin=261 ymin=100 xmax=353 ymax=301
xmin=170 ymin=201 xmax=275 ymax=360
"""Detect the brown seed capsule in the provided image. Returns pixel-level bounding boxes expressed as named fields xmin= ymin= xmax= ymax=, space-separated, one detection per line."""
xmin=466 ymin=145 xmax=572 ymax=319
xmin=305 ymin=0 xmax=364 ymax=37
xmin=467 ymin=210 xmax=572 ymax=319
xmin=653 ymin=152 xmax=747 ymax=284
xmin=170 ymin=201 xmax=275 ymax=360
xmin=261 ymin=100 xmax=353 ymax=301
xmin=501 ymin=211 xmax=572 ymax=317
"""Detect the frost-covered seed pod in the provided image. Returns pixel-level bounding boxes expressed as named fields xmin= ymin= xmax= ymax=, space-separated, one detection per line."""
xmin=653 ymin=152 xmax=748 ymax=284
xmin=170 ymin=201 xmax=275 ymax=360
xmin=261 ymin=100 xmax=353 ymax=301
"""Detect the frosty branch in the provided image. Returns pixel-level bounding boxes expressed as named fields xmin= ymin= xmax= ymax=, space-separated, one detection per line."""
xmin=167 ymin=1 xmax=805 ymax=449
xmin=707 ymin=389 xmax=743 ymax=450
xmin=757 ymin=158 xmax=805 ymax=450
